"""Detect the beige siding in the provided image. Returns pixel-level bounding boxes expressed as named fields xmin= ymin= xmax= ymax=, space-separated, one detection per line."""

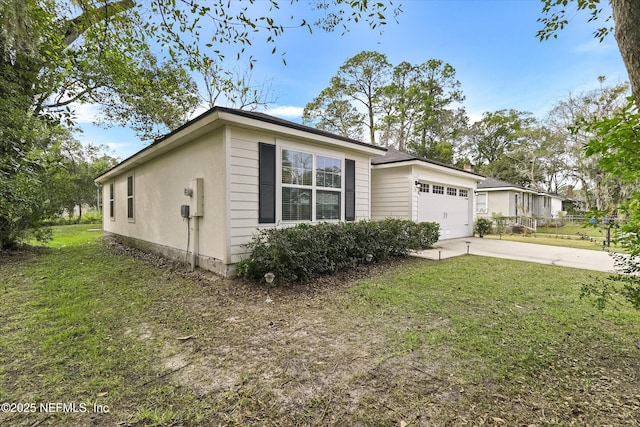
xmin=354 ymin=156 xmax=371 ymax=220
xmin=102 ymin=130 xmax=227 ymax=262
xmin=488 ymin=191 xmax=514 ymax=216
xmin=227 ymin=128 xmax=375 ymax=263
xmin=370 ymin=166 xmax=412 ymax=220
xmin=228 ymin=129 xmax=269 ymax=264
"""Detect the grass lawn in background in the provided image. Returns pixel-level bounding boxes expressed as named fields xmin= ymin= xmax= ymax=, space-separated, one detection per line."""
xmin=485 ymin=220 xmax=627 ymax=253
xmin=1 ymin=225 xmax=639 ymax=425
xmin=536 ymin=222 xmax=605 ymax=237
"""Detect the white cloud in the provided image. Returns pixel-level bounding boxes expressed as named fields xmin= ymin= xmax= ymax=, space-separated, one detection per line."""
xmin=467 ymin=111 xmax=484 ymax=125
xmin=574 ymin=39 xmax=617 ymax=54
xmin=70 ymin=103 xmax=102 ymax=123
xmin=189 ymin=103 xmax=211 ymax=120
xmin=264 ymin=105 xmax=304 ymax=119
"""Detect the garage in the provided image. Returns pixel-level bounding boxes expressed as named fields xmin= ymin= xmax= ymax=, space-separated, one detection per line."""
xmin=371 ymin=148 xmax=483 ymax=240
xmin=417 ymin=182 xmax=473 ymax=239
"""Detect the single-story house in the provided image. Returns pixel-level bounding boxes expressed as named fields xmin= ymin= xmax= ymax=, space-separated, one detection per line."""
xmin=95 ymin=107 xmax=484 ymax=276
xmin=371 ymin=149 xmax=484 ymax=239
xmin=475 ymin=177 xmax=564 ymax=219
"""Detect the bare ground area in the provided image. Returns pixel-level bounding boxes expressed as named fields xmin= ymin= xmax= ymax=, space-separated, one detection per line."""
xmin=110 ymin=240 xmax=451 ymax=425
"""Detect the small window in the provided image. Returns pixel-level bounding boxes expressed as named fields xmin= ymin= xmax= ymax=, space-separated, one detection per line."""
xmin=447 ymin=187 xmax=457 ymax=196
xmin=418 ymin=183 xmax=429 ymax=193
xmin=477 ymin=192 xmax=488 ymax=213
xmin=127 ymin=175 xmax=134 ymax=220
xmin=109 ymin=183 xmax=115 ymax=219
xmin=459 ymin=189 xmax=469 ymax=198
xmin=433 ymin=185 xmax=444 ymax=195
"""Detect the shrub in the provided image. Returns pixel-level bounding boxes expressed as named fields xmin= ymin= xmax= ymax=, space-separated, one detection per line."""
xmin=474 ymin=218 xmax=493 ymax=237
xmin=491 ymin=213 xmax=507 ymax=235
xmin=236 ymin=219 xmax=439 ymax=285
xmin=511 ymin=224 xmax=525 ymax=234
xmin=79 ymin=212 xmax=103 ymax=224
xmin=42 ymin=213 xmax=103 ymax=226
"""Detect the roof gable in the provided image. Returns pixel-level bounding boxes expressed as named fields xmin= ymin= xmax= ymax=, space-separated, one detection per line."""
xmin=372 ymin=148 xmax=484 ymax=178
xmin=477 ymin=177 xmax=523 ymax=190
xmin=96 ymin=106 xmax=386 ymax=182
xmin=478 ymin=177 xmax=564 ymax=199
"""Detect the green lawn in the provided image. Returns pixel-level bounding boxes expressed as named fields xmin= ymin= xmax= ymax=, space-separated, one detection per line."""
xmin=27 ymin=223 xmax=104 ymax=248
xmin=484 ymin=233 xmax=626 ymax=252
xmin=536 ymin=222 xmax=605 ymax=237
xmin=484 ymin=221 xmax=626 ymax=252
xmin=1 ymin=226 xmax=639 ymax=425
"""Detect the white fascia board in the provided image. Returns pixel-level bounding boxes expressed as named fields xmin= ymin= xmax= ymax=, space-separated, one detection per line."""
xmin=372 ymin=160 xmax=484 ymax=182
xmin=481 ymin=186 xmax=536 ymax=194
xmin=216 ymin=111 xmax=385 ymax=156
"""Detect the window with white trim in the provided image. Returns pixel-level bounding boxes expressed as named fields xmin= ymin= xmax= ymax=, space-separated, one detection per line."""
xmin=316 ymin=155 xmax=342 ymax=220
xmin=459 ymin=189 xmax=469 ymax=198
xmin=127 ymin=175 xmax=134 ymax=220
xmin=433 ymin=185 xmax=444 ymax=195
xmin=477 ymin=192 xmax=488 ymax=213
xmin=447 ymin=187 xmax=457 ymax=196
xmin=418 ymin=183 xmax=429 ymax=193
xmin=281 ymin=149 xmax=342 ymax=221
xmin=109 ymin=183 xmax=115 ymax=219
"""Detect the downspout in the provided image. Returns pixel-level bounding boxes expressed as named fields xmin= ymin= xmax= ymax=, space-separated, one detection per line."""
xmin=191 ymin=215 xmax=199 ymax=272
xmin=189 ymin=178 xmax=204 ymax=272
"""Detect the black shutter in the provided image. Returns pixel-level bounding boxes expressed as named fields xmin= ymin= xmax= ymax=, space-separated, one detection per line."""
xmin=259 ymin=143 xmax=276 ymax=223
xmin=345 ymin=159 xmax=355 ymax=221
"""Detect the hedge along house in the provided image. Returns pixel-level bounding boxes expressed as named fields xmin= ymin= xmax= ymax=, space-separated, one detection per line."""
xmin=95 ymin=107 xmax=386 ymax=277
xmin=371 ymin=149 xmax=485 ymax=240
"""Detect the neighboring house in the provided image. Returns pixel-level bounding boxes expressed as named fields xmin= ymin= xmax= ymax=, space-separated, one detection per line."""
xmin=475 ymin=177 xmax=563 ymax=219
xmin=371 ymin=149 xmax=484 ymax=239
xmin=95 ymin=108 xmax=485 ymax=277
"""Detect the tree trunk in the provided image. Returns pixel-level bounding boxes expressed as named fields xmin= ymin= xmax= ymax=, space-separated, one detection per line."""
xmin=612 ymin=0 xmax=640 ymax=103
xmin=368 ymin=105 xmax=376 ymax=145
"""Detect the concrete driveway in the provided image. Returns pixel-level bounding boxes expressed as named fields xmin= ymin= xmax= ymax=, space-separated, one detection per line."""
xmin=414 ymin=237 xmax=618 ymax=273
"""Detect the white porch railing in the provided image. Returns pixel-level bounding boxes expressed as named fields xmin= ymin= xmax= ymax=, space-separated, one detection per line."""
xmin=515 ymin=216 xmax=537 ymax=232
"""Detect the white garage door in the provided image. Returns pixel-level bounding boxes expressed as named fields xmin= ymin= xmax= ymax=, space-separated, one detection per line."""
xmin=417 ymin=184 xmax=472 ymax=239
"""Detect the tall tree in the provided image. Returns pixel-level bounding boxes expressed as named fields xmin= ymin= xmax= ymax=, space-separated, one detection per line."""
xmin=302 ymin=79 xmax=365 ymax=139
xmin=406 ymin=60 xmax=465 ymax=157
xmin=378 ymin=59 xmax=465 ymax=155
xmin=464 ymin=109 xmax=534 ymax=165
xmin=52 ymin=135 xmax=119 ymax=219
xmin=197 ymin=58 xmax=276 ymax=110
xmin=303 ymin=51 xmax=391 ymax=144
xmin=304 ymin=54 xmax=465 ymax=157
xmin=546 ymin=82 xmax=632 ymax=210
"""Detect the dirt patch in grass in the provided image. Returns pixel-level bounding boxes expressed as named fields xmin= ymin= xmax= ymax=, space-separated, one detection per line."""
xmin=102 ymin=236 xmax=458 ymax=424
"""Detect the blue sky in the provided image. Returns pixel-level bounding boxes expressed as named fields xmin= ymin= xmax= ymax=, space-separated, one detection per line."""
xmin=75 ymin=0 xmax=629 ymax=160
